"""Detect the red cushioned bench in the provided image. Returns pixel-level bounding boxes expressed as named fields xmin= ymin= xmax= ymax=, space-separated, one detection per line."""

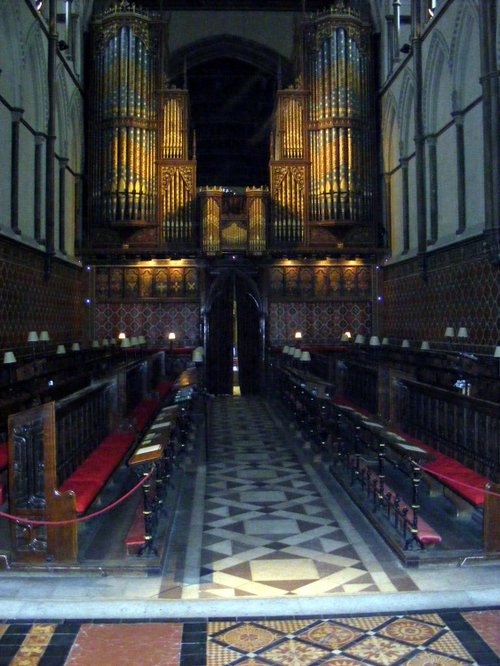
xmin=0 ymin=441 xmax=7 ymax=504
xmin=58 ymin=432 xmax=135 ymax=514
xmin=0 ymin=441 xmax=7 ymax=472
xmin=155 ymin=380 xmax=174 ymax=400
xmin=129 ymin=398 xmax=160 ymax=433
xmin=390 ymin=429 xmax=489 ymax=516
xmin=356 ymin=459 xmax=441 ymax=546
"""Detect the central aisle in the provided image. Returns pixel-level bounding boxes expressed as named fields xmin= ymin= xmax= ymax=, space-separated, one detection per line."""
xmin=160 ymin=394 xmax=415 ymax=600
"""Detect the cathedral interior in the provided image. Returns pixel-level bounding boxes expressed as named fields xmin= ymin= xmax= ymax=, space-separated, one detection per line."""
xmin=0 ymin=0 xmax=499 ymax=664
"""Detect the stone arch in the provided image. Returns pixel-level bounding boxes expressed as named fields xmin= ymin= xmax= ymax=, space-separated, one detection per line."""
xmin=381 ymin=91 xmax=399 ymax=173
xmin=422 ymin=29 xmax=451 ymax=134
xmin=0 ymin=2 xmax=24 ymax=107
xmin=449 ymin=0 xmax=481 ymax=110
xmin=55 ymin=66 xmax=70 ymax=157
xmin=397 ymin=70 xmax=415 ymax=158
xmin=23 ymin=21 xmax=48 ymax=132
xmin=68 ymin=90 xmax=84 ymax=172
xmin=168 ymin=34 xmax=292 ymax=83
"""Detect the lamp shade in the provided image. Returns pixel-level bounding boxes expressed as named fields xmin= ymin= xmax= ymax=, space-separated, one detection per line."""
xmin=130 ymin=336 xmax=139 ymax=346
xmin=282 ymin=345 xmax=290 ymax=354
xmin=27 ymin=331 xmax=39 ymax=343
xmin=300 ymin=350 xmax=311 ymax=362
xmin=192 ymin=348 xmax=203 ymax=363
xmin=288 ymin=346 xmax=296 ymax=356
xmin=92 ymin=340 xmax=100 ymax=348
xmin=457 ymin=327 xmax=468 ymax=339
xmin=3 ymin=351 xmax=16 ymax=364
xmin=56 ymin=344 xmax=66 ymax=355
xmin=340 ymin=332 xmax=351 ymax=342
xmin=381 ymin=337 xmax=389 ymax=345
xmin=420 ymin=341 xmax=430 ymax=350
xmin=168 ymin=332 xmax=176 ymax=341
xmin=354 ymin=334 xmax=365 ymax=344
xmin=294 ymin=331 xmax=302 ymax=340
xmin=369 ymin=336 xmax=380 ymax=346
xmin=494 ymin=346 xmax=500 ymax=358
xmin=120 ymin=337 xmax=131 ymax=348
xmin=101 ymin=338 xmax=110 ymax=347
xmin=138 ymin=335 xmax=146 ymax=345
xmin=444 ymin=327 xmax=455 ymax=338
xmin=401 ymin=339 xmax=410 ymax=348
xmin=39 ymin=330 xmax=50 ymax=342
xmin=293 ymin=348 xmax=302 ymax=358
xmin=71 ymin=342 xmax=80 ymax=351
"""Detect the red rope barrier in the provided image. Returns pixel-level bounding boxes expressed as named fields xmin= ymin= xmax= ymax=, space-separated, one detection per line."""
xmin=420 ymin=464 xmax=500 ymax=499
xmin=0 ymin=470 xmax=153 ymax=527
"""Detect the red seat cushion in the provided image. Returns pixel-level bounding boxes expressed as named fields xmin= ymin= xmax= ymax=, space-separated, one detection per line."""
xmin=0 ymin=442 xmax=7 ymax=471
xmin=58 ymin=478 xmax=101 ymax=514
xmin=156 ymin=380 xmax=174 ymax=399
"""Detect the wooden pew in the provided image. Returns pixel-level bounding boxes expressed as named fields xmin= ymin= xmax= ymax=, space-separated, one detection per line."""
xmin=5 ymin=358 xmax=170 ymax=565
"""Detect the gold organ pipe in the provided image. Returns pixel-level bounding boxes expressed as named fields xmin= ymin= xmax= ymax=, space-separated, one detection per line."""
xmin=317 ymin=51 xmax=324 ymax=122
xmin=285 ymin=101 xmax=289 ymax=158
xmin=331 ymin=30 xmax=337 ymax=118
xmin=324 ymin=40 xmax=331 ymax=119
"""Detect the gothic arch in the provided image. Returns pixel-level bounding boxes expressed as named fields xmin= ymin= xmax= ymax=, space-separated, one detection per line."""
xmin=397 ymin=70 xmax=415 ymax=158
xmin=55 ymin=66 xmax=70 ymax=157
xmin=168 ymin=34 xmax=291 ymax=83
xmin=423 ymin=30 xmax=451 ymax=134
xmin=68 ymin=91 xmax=84 ymax=172
xmin=449 ymin=0 xmax=481 ymax=110
xmin=381 ymin=91 xmax=399 ymax=173
xmin=23 ymin=21 xmax=48 ymax=132
xmin=0 ymin=2 xmax=23 ymax=107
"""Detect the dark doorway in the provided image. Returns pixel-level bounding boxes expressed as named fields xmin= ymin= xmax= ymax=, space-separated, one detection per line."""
xmin=205 ymin=269 xmax=262 ymax=395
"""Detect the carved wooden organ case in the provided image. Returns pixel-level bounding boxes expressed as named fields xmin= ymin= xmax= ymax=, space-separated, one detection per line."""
xmin=86 ymin=1 xmax=376 ymax=256
xmin=270 ymin=1 xmax=377 ymax=249
xmin=87 ymin=3 xmax=197 ymax=252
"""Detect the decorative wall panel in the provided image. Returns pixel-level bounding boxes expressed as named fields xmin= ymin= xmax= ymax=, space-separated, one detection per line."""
xmin=383 ymin=244 xmax=500 ymax=346
xmin=0 ymin=238 xmax=85 ymax=348
xmin=269 ymin=264 xmax=371 ymax=300
xmin=268 ymin=300 xmax=371 ymax=345
xmin=94 ymin=302 xmax=200 ymax=347
xmin=95 ymin=265 xmax=198 ymax=300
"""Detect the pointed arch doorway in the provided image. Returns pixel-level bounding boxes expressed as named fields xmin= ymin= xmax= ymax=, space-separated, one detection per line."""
xmin=204 ymin=269 xmax=264 ymax=396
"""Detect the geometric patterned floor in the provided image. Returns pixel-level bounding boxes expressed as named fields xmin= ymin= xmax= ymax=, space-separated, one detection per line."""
xmin=163 ymin=395 xmax=401 ymax=599
xmin=2 ymin=395 xmax=500 ymax=663
xmin=0 ymin=609 xmax=499 ymax=664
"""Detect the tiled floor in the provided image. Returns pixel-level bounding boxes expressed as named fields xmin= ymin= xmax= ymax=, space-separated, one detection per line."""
xmin=160 ymin=396 xmax=415 ymax=600
xmin=0 ymin=610 xmax=499 ymax=665
xmin=1 ymin=395 xmax=500 ymax=664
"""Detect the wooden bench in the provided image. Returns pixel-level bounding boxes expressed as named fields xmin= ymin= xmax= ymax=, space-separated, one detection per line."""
xmin=0 ymin=440 xmax=7 ymax=504
xmin=390 ymin=429 xmax=489 ymax=518
xmin=354 ymin=458 xmax=442 ymax=547
xmin=58 ymin=431 xmax=135 ymax=514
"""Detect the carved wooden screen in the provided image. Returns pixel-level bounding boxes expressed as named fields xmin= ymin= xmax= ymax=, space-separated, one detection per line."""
xmin=8 ymin=403 xmax=76 ymax=563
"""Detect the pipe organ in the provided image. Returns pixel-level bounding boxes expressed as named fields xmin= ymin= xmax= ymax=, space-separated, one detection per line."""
xmin=87 ymin=1 xmax=376 ymax=257
xmin=89 ymin=5 xmax=159 ymax=230
xmin=159 ymin=89 xmax=196 ymax=245
xmin=270 ymin=90 xmax=307 ymax=245
xmin=270 ymin=1 xmax=376 ymax=248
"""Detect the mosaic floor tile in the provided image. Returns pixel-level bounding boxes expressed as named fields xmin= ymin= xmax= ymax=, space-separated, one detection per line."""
xmin=175 ymin=395 xmax=392 ymax=599
xmin=462 ymin=609 xmax=500 ymax=657
xmin=64 ymin=623 xmax=182 ymax=666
